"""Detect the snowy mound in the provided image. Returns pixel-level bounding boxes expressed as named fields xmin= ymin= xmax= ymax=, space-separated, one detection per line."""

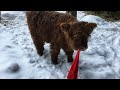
xmin=80 ymin=15 xmax=107 ymax=25
xmin=1 ymin=11 xmax=25 ymax=20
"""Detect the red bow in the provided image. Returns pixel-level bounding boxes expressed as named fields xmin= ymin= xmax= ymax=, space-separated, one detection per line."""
xmin=67 ymin=49 xmax=80 ymax=79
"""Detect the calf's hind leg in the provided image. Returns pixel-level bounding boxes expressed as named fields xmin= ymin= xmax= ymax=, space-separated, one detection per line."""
xmin=33 ymin=36 xmax=44 ymax=56
xmin=29 ymin=28 xmax=44 ymax=56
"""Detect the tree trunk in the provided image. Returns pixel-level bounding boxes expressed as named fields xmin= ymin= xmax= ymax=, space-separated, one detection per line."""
xmin=0 ymin=11 xmax=1 ymax=23
xmin=66 ymin=11 xmax=77 ymax=18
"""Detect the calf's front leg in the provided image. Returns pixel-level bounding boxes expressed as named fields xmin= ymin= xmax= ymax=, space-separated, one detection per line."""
xmin=50 ymin=44 xmax=60 ymax=65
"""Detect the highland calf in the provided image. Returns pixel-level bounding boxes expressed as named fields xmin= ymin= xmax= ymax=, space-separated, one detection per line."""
xmin=26 ymin=11 xmax=97 ymax=64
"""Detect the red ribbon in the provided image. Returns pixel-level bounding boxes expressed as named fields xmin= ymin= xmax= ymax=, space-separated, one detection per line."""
xmin=67 ymin=49 xmax=80 ymax=79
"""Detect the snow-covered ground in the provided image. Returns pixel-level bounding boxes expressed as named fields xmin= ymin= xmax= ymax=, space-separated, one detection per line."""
xmin=0 ymin=11 xmax=120 ymax=79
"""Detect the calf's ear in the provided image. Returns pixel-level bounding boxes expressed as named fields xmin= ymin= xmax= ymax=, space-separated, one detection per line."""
xmin=86 ymin=23 xmax=97 ymax=34
xmin=60 ymin=23 xmax=70 ymax=31
xmin=88 ymin=23 xmax=97 ymax=29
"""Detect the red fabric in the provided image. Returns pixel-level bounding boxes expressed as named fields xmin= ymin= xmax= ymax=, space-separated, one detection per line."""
xmin=67 ymin=49 xmax=80 ymax=79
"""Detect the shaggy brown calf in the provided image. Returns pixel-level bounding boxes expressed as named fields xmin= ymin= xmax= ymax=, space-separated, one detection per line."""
xmin=26 ymin=11 xmax=97 ymax=64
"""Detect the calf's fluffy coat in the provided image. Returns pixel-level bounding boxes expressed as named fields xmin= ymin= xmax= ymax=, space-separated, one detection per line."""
xmin=26 ymin=11 xmax=97 ymax=64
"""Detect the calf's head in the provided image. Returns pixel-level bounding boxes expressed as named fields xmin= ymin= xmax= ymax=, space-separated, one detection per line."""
xmin=60 ymin=21 xmax=97 ymax=51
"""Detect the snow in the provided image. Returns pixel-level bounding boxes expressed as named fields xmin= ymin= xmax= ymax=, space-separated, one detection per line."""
xmin=1 ymin=11 xmax=120 ymax=79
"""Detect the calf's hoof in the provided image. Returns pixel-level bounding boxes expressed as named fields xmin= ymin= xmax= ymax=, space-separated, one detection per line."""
xmin=52 ymin=60 xmax=58 ymax=65
xmin=68 ymin=58 xmax=73 ymax=62
xmin=37 ymin=51 xmax=43 ymax=56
